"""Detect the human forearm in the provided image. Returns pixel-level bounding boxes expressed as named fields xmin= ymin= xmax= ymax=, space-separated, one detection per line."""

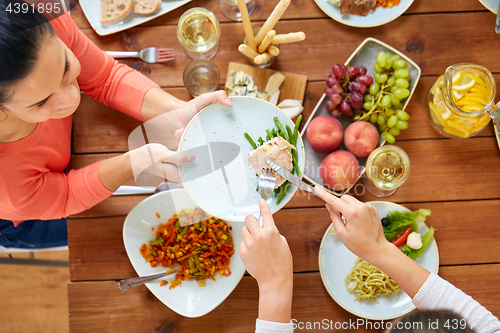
xmin=258 ymin=279 xmax=293 ymax=323
xmin=98 ymin=153 xmax=134 ymax=191
xmin=366 ymin=242 xmax=430 ymax=298
xmin=140 ymin=87 xmax=187 ymax=121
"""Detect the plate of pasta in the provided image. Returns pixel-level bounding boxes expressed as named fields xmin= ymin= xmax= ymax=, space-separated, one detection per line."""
xmin=318 ymin=201 xmax=439 ymax=320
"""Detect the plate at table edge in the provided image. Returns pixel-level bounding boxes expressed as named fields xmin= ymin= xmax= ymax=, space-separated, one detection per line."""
xmin=300 ymin=37 xmax=421 ymax=197
xmin=178 ymin=96 xmax=306 ymax=223
xmin=78 ymin=0 xmax=192 ymax=36
xmin=478 ymin=0 xmax=498 ymax=14
xmin=122 ymin=188 xmax=246 ymax=318
xmin=318 ymin=201 xmax=439 ymax=320
xmin=314 ymin=0 xmax=415 ymax=28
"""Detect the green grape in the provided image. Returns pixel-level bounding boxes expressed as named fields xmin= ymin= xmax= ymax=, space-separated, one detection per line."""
xmin=385 ymin=133 xmax=396 ymax=144
xmin=389 ymin=54 xmax=400 ymax=64
xmin=375 ymin=74 xmax=388 ymax=84
xmin=376 ymin=52 xmax=387 ymax=68
xmin=393 ymin=60 xmax=406 ymax=70
xmin=379 ymin=123 xmax=388 ymax=133
xmin=391 ymin=86 xmax=399 ymax=94
xmin=393 ymin=102 xmax=403 ymax=109
xmin=384 ymin=52 xmax=392 ymax=59
xmin=369 ymin=82 xmax=380 ymax=95
xmin=395 ymin=78 xmax=409 ymax=89
xmin=364 ymin=101 xmax=373 ymax=111
xmin=387 ymin=115 xmax=398 ymax=128
xmin=364 ymin=94 xmax=372 ymax=102
xmin=386 ymin=56 xmax=395 ymax=70
xmin=393 ymin=89 xmax=406 ymax=100
xmin=387 ymin=76 xmax=396 ymax=86
xmin=377 ymin=115 xmax=386 ymax=125
xmin=373 ymin=63 xmax=383 ymax=73
xmin=384 ymin=108 xmax=394 ymax=117
xmin=369 ymin=113 xmax=378 ymax=124
xmin=400 ymin=88 xmax=410 ymax=98
xmin=396 ymin=110 xmax=410 ymax=121
xmin=396 ymin=120 xmax=409 ymax=130
xmin=394 ymin=68 xmax=410 ymax=79
xmin=389 ymin=127 xmax=401 ymax=136
xmin=391 ymin=96 xmax=401 ymax=106
xmin=381 ymin=95 xmax=392 ymax=107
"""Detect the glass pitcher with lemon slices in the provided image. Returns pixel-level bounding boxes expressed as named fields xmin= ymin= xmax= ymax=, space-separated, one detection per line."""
xmin=426 ymin=63 xmax=500 ymax=139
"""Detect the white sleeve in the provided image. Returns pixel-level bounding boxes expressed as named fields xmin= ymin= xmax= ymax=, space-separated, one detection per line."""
xmin=413 ymin=273 xmax=500 ymax=333
xmin=256 ymin=319 xmax=294 ymax=333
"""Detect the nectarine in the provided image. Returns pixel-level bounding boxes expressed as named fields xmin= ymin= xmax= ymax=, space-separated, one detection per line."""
xmin=306 ymin=115 xmax=343 ymax=154
xmin=319 ymin=150 xmax=360 ymax=191
xmin=344 ymin=121 xmax=379 ymax=158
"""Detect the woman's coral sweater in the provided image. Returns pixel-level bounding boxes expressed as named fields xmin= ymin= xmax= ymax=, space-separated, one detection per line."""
xmin=0 ymin=11 xmax=159 ymax=226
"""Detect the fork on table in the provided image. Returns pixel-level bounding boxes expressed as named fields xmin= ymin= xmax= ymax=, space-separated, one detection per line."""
xmin=257 ymin=168 xmax=277 ymax=227
xmin=106 ymin=47 xmax=175 ymax=63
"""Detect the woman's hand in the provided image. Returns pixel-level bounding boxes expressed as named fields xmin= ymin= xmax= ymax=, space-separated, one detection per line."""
xmin=313 ymin=185 xmax=388 ymax=262
xmin=240 ymin=200 xmax=293 ymax=323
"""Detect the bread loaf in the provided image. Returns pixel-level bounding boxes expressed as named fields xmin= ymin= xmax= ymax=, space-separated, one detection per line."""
xmin=133 ymin=0 xmax=162 ymax=14
xmin=100 ymin=0 xmax=134 ymax=23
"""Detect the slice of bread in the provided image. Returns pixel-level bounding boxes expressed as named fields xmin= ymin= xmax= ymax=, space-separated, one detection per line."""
xmin=100 ymin=0 xmax=134 ymax=24
xmin=133 ymin=0 xmax=161 ymax=14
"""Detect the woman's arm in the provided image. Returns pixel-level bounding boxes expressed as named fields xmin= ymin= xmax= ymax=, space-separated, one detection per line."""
xmin=240 ymin=200 xmax=294 ymax=333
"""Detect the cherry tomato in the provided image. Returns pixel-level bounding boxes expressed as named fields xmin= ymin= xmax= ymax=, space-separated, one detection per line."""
xmin=391 ymin=226 xmax=412 ymax=247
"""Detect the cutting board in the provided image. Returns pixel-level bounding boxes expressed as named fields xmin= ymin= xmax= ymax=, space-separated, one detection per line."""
xmin=225 ymin=62 xmax=308 ymax=105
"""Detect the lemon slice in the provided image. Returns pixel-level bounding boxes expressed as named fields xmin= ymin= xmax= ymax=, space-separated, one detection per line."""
xmin=433 ymin=86 xmax=443 ymax=105
xmin=436 ymin=101 xmax=451 ymax=119
xmin=471 ymin=113 xmax=491 ymax=132
xmin=459 ymin=95 xmax=488 ymax=106
xmin=470 ymin=85 xmax=489 ymax=96
xmin=452 ymin=73 xmax=462 ymax=85
xmin=463 ymin=72 xmax=485 ymax=87
xmin=437 ymin=75 xmax=444 ymax=89
xmin=429 ymin=102 xmax=444 ymax=127
xmin=452 ymin=75 xmax=476 ymax=92
xmin=452 ymin=90 xmax=465 ymax=100
xmin=444 ymin=120 xmax=471 ymax=138
xmin=460 ymin=103 xmax=485 ymax=112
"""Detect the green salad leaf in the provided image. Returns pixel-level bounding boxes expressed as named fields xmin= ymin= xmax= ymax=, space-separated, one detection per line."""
xmin=383 ymin=209 xmax=431 ymax=242
xmin=399 ymin=227 xmax=435 ymax=260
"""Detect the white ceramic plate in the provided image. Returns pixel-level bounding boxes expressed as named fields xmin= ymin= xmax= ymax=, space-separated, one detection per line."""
xmin=318 ymin=201 xmax=439 ymax=320
xmin=314 ymin=0 xmax=414 ymax=28
xmin=478 ymin=0 xmax=498 ymax=14
xmin=123 ymin=189 xmax=246 ymax=317
xmin=79 ymin=0 xmax=192 ymax=36
xmin=178 ymin=96 xmax=305 ymax=222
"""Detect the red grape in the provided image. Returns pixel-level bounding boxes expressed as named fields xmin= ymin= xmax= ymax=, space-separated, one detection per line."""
xmin=326 ymin=76 xmax=336 ymax=88
xmin=332 ymin=64 xmax=347 ymax=78
xmin=331 ymin=108 xmax=342 ymax=118
xmin=357 ymin=75 xmax=373 ymax=86
xmin=359 ymin=66 xmax=367 ymax=75
xmin=331 ymin=84 xmax=343 ymax=95
xmin=351 ymin=81 xmax=367 ymax=95
xmin=351 ymin=100 xmax=363 ymax=111
xmin=324 ymin=87 xmax=333 ymax=97
xmin=348 ymin=66 xmax=359 ymax=79
xmin=330 ymin=94 xmax=342 ymax=106
xmin=350 ymin=91 xmax=363 ymax=104
xmin=326 ymin=100 xmax=334 ymax=111
xmin=340 ymin=100 xmax=353 ymax=115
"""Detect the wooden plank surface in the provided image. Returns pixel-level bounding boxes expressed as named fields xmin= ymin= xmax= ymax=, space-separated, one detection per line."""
xmin=68 ymin=199 xmax=500 ymax=281
xmin=70 ymin=0 xmax=489 ymax=31
xmin=76 ymin=13 xmax=500 ymax=88
xmin=226 ymin=62 xmax=308 ymax=104
xmin=68 ymin=265 xmax=500 ymax=333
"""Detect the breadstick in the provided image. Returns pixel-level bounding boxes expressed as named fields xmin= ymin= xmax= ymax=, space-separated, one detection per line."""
xmin=238 ymin=44 xmax=260 ymax=60
xmin=267 ymin=45 xmax=280 ymax=56
xmin=271 ymin=32 xmax=306 ymax=45
xmin=237 ymin=0 xmax=257 ymax=52
xmin=254 ymin=52 xmax=273 ymax=65
xmin=258 ymin=30 xmax=276 ymax=54
xmin=254 ymin=0 xmax=291 ymax=45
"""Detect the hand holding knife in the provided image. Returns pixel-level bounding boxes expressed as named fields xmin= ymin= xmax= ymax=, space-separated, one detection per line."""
xmin=264 ymin=157 xmax=317 ymax=196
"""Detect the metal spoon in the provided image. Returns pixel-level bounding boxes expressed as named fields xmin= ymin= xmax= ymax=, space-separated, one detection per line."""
xmin=118 ymin=270 xmax=177 ymax=290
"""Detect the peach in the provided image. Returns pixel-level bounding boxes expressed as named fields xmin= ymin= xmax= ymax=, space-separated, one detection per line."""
xmin=306 ymin=115 xmax=343 ymax=154
xmin=344 ymin=121 xmax=379 ymax=158
xmin=320 ymin=150 xmax=360 ymax=191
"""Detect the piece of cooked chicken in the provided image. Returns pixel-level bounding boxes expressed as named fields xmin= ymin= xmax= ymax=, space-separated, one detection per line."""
xmin=247 ymin=135 xmax=296 ymax=188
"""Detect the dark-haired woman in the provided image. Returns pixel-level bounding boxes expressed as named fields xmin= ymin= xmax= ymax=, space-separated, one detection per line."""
xmin=241 ymin=193 xmax=499 ymax=333
xmin=0 ymin=1 xmax=232 ymax=249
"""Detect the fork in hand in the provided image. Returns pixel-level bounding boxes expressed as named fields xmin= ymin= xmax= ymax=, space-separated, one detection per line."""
xmin=257 ymin=168 xmax=277 ymax=227
xmin=106 ymin=47 xmax=175 ymax=63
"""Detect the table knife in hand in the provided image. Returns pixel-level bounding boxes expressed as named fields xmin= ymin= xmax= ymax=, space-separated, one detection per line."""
xmin=264 ymin=157 xmax=316 ymax=195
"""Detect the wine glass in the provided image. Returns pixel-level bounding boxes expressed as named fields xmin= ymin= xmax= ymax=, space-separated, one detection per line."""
xmin=177 ymin=8 xmax=221 ymax=60
xmin=219 ymin=0 xmax=256 ymax=21
xmin=363 ymin=145 xmax=410 ymax=197
xmin=183 ymin=59 xmax=220 ymax=97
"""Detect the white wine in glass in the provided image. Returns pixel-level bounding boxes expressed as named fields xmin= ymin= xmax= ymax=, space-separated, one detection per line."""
xmin=177 ymin=8 xmax=221 ymax=60
xmin=220 ymin=0 xmax=255 ymax=21
xmin=364 ymin=145 xmax=410 ymax=197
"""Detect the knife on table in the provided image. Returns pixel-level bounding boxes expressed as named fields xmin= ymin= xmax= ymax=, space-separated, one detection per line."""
xmin=264 ymin=157 xmax=316 ymax=196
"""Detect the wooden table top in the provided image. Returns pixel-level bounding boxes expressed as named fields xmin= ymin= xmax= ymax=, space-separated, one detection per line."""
xmin=67 ymin=0 xmax=500 ymax=332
